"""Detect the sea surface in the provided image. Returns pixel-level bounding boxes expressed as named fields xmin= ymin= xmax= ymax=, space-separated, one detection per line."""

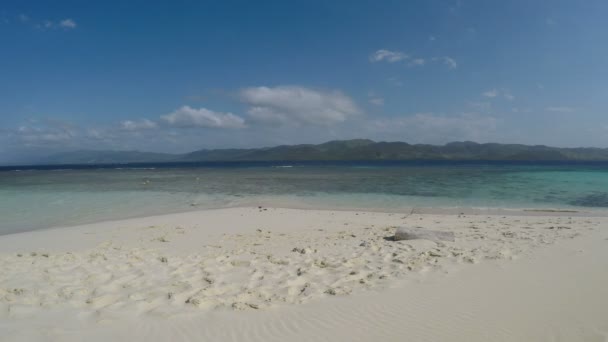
xmin=2 ymin=160 xmax=608 ymax=234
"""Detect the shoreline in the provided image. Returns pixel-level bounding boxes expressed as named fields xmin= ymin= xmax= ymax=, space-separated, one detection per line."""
xmin=3 ymin=203 xmax=607 ymax=237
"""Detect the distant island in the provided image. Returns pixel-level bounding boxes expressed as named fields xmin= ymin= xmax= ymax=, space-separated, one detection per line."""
xmin=42 ymin=139 xmax=608 ymax=164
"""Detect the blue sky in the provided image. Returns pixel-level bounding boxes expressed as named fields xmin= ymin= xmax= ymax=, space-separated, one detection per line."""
xmin=1 ymin=0 xmax=608 ymax=163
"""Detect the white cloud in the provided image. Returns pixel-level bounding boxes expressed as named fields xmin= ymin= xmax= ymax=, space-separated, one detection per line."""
xmin=372 ymin=52 xmax=457 ymax=70
xmin=369 ymin=97 xmax=384 ymax=106
xmin=240 ymin=86 xmax=361 ymax=126
xmin=369 ymin=49 xmax=409 ymax=63
xmin=483 ymin=88 xmax=514 ymax=100
xmin=546 ymin=106 xmax=576 ymax=113
xmin=27 ymin=17 xmax=78 ymax=30
xmin=59 ymin=18 xmax=77 ymax=29
xmin=468 ymin=101 xmax=492 ymax=111
xmin=387 ymin=76 xmax=403 ymax=87
xmin=21 ymin=130 xmax=72 ymax=144
xmin=440 ymin=56 xmax=458 ymax=69
xmin=482 ymin=89 xmax=498 ymax=98
xmin=12 ymin=13 xmax=77 ymax=30
xmin=161 ymin=106 xmax=246 ymax=129
xmin=408 ymin=58 xmax=425 ymax=67
xmin=86 ymin=128 xmax=105 ymax=140
xmin=120 ymin=119 xmax=158 ymax=131
xmin=511 ymin=107 xmax=531 ymax=113
xmin=12 ymin=121 xmax=76 ymax=146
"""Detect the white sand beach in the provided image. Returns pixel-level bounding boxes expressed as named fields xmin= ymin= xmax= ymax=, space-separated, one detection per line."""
xmin=1 ymin=207 xmax=607 ymax=341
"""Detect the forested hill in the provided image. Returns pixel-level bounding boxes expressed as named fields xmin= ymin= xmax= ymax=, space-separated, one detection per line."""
xmin=44 ymin=139 xmax=608 ymax=164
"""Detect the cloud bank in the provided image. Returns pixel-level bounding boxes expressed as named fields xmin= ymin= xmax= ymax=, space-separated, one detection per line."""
xmin=120 ymin=119 xmax=158 ymax=131
xmin=369 ymin=49 xmax=409 ymax=63
xmin=161 ymin=106 xmax=246 ymax=129
xmin=371 ymin=49 xmax=458 ymax=69
xmin=240 ymin=86 xmax=361 ymax=126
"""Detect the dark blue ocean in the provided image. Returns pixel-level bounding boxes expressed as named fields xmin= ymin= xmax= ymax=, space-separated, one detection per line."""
xmin=2 ymin=160 xmax=608 ymax=234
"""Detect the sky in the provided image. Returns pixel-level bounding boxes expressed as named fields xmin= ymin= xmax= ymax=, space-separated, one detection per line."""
xmin=1 ymin=0 xmax=608 ymax=163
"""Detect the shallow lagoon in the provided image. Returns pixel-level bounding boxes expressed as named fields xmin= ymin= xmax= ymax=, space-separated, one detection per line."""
xmin=2 ymin=161 xmax=608 ymax=234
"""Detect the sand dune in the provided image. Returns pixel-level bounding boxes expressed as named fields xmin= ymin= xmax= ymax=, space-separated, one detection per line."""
xmin=1 ymin=208 xmax=607 ymax=341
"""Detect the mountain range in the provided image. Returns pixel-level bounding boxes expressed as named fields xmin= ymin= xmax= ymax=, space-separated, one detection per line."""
xmin=43 ymin=139 xmax=608 ymax=164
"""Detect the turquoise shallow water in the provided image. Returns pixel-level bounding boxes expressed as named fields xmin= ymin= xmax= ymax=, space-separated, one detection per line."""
xmin=2 ymin=162 xmax=608 ymax=234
